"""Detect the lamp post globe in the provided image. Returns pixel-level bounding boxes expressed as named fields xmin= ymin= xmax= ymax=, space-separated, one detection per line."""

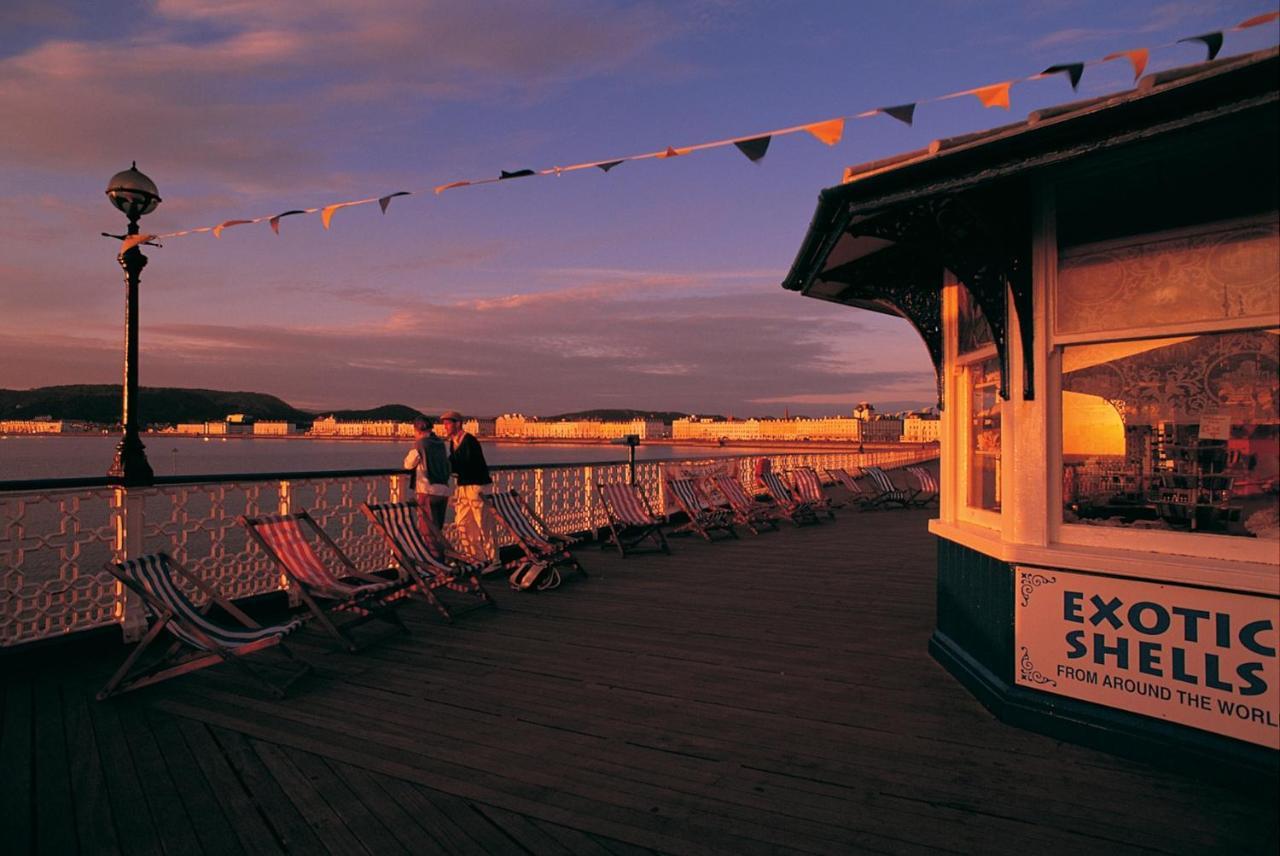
xmin=105 ymin=162 xmax=160 ymax=485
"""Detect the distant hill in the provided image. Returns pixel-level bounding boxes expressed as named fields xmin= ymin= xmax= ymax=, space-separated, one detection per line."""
xmin=324 ymin=404 xmax=427 ymax=422
xmin=0 ymin=385 xmax=314 ymax=426
xmin=544 ymin=409 xmax=708 ymax=425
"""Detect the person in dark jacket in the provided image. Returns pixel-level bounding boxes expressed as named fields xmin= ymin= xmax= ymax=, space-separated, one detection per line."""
xmin=440 ymin=410 xmax=497 ymax=563
xmin=403 ymin=416 xmax=452 ymax=528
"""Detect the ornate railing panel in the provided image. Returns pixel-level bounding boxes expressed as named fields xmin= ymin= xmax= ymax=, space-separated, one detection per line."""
xmin=1 ymin=446 xmax=936 ymax=647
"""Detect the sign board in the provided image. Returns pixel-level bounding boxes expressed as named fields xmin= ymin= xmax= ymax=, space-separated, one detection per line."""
xmin=1197 ymin=413 xmax=1232 ymax=441
xmin=1015 ymin=567 xmax=1280 ymax=749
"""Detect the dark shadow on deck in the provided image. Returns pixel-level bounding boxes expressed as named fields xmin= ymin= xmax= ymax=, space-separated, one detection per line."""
xmin=3 ymin=509 xmax=1277 ymax=855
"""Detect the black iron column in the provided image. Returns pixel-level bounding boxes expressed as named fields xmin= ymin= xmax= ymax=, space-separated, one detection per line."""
xmin=107 ymin=217 xmax=154 ymax=485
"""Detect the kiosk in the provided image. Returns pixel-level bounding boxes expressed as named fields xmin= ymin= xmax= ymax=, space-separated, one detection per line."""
xmin=783 ymin=48 xmax=1279 ymax=776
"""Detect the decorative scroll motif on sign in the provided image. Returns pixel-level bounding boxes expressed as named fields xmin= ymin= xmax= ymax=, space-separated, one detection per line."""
xmin=1019 ymin=569 xmax=1057 ymax=607
xmin=1020 ymin=645 xmax=1058 ymax=687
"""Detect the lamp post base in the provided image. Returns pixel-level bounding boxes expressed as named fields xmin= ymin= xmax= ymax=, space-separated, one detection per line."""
xmin=108 ymin=433 xmax=155 ymax=486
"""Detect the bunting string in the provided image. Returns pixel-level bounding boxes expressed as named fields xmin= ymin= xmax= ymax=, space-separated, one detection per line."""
xmin=136 ymin=10 xmax=1279 ymax=251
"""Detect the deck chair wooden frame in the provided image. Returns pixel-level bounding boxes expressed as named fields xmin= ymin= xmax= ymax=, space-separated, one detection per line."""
xmin=906 ymin=466 xmax=940 ymax=507
xmin=710 ymin=474 xmax=780 ymax=534
xmin=861 ymin=466 xmax=914 ymax=509
xmin=664 ymin=477 xmax=738 ymax=542
xmin=789 ymin=467 xmax=840 ymax=518
xmin=239 ymin=511 xmax=410 ymax=652
xmin=595 ymin=482 xmax=671 ymax=557
xmin=760 ymin=471 xmax=821 ymax=526
xmin=485 ymin=490 xmax=587 ymax=585
xmin=362 ymin=500 xmax=495 ymax=622
xmin=98 ymin=553 xmax=311 ymax=701
xmin=824 ymin=467 xmax=875 ymax=509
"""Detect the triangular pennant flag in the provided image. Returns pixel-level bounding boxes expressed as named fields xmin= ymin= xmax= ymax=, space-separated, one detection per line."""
xmin=1041 ymin=63 xmax=1084 ymax=91
xmin=658 ymin=146 xmax=690 ymax=158
xmin=1104 ymin=48 xmax=1149 ymax=81
xmin=596 ymin=160 xmax=623 ymax=172
xmin=378 ymin=192 xmax=409 ymax=213
xmin=434 ymin=180 xmax=471 ymax=194
xmin=212 ymin=219 xmax=253 ymax=239
xmin=321 ymin=204 xmax=345 ymax=230
xmin=878 ymin=104 xmax=916 ymax=126
xmin=119 ymin=233 xmax=157 ymax=254
xmin=804 ymin=118 xmax=845 ymax=146
xmin=733 ymin=136 xmax=771 ymax=162
xmin=1178 ymin=32 xmax=1223 ymax=61
xmin=499 ymin=169 xmax=536 ymax=180
xmin=1236 ymin=11 xmax=1279 ymax=29
xmin=269 ymin=210 xmax=306 ymax=235
xmin=968 ymin=82 xmax=1013 ymax=109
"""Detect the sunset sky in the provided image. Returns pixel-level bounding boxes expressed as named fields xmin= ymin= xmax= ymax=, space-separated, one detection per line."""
xmin=1 ymin=1 xmax=1274 ymax=417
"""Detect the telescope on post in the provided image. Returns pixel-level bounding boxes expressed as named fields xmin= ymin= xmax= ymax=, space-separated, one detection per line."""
xmin=610 ymin=434 xmax=641 ymax=484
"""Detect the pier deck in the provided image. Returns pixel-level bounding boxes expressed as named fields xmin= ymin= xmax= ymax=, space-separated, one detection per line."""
xmin=3 ymin=508 xmax=1276 ymax=854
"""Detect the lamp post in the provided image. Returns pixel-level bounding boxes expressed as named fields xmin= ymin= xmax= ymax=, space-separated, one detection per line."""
xmin=105 ymin=162 xmax=161 ymax=485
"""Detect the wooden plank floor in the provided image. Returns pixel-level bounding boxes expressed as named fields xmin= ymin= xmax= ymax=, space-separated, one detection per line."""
xmin=3 ymin=508 xmax=1277 ymax=855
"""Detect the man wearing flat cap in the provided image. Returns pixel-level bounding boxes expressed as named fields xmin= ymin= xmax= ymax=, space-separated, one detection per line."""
xmin=440 ymin=410 xmax=497 ymax=564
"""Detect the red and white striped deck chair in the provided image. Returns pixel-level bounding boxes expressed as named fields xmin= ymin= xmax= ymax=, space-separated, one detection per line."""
xmin=711 ymin=474 xmax=780 ymax=534
xmin=759 ymin=470 xmax=821 ymax=526
xmin=486 ymin=490 xmax=587 ymax=588
xmin=98 ymin=553 xmax=311 ymax=700
xmin=595 ymin=482 xmax=670 ymax=557
xmin=664 ymin=477 xmax=738 ymax=542
xmin=861 ymin=466 xmax=913 ymax=509
xmin=362 ymin=500 xmax=495 ymax=621
xmin=906 ymin=466 xmax=940 ymax=507
xmin=789 ymin=466 xmax=840 ymax=518
xmin=239 ymin=512 xmax=410 ymax=652
xmin=824 ymin=467 xmax=875 ymax=509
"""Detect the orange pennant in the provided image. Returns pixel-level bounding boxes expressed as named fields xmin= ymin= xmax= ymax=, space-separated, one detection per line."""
xmin=804 ymin=118 xmax=845 ymax=146
xmin=320 ymin=204 xmax=345 ymax=230
xmin=658 ymin=146 xmax=690 ymax=158
xmin=212 ymin=219 xmax=253 ymax=238
xmin=118 ymin=233 xmax=156 ymax=254
xmin=968 ymin=82 xmax=1012 ymax=110
xmin=1235 ymin=11 xmax=1279 ymax=29
xmin=434 ymin=180 xmax=470 ymax=194
xmin=1103 ymin=48 xmax=1149 ymax=82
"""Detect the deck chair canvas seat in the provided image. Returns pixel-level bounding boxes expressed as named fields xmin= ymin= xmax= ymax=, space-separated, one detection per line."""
xmin=711 ymin=474 xmax=780 ymax=534
xmin=596 ymin=482 xmax=671 ymax=557
xmin=789 ymin=467 xmax=840 ymax=518
xmin=760 ymin=471 xmax=821 ymax=526
xmin=664 ymin=477 xmax=738 ymax=542
xmin=98 ymin=553 xmax=311 ymax=700
xmin=824 ymin=467 xmax=875 ymax=509
xmin=862 ymin=466 xmax=914 ymax=509
xmin=362 ymin=500 xmax=496 ymax=621
xmin=486 ymin=490 xmax=587 ymax=590
xmin=906 ymin=466 xmax=940 ymax=507
xmin=240 ymin=512 xmax=410 ymax=652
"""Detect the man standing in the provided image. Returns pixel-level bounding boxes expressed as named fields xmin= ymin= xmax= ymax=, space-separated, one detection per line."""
xmin=440 ymin=410 xmax=498 ymax=564
xmin=403 ymin=416 xmax=451 ymax=529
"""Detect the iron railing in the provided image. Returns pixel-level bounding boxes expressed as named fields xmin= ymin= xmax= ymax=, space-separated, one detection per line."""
xmin=0 ymin=447 xmax=936 ymax=647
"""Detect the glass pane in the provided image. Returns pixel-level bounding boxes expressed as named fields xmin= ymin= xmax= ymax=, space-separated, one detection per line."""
xmin=1062 ymin=330 xmax=1279 ymax=539
xmin=969 ymin=356 xmax=1001 ymax=511
xmin=957 ymin=285 xmax=994 ymax=355
xmin=1056 ymin=220 xmax=1279 ymax=337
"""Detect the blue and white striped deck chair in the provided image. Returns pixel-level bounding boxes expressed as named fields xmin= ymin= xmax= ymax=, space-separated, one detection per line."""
xmin=760 ymin=470 xmax=821 ymax=526
xmin=862 ymin=466 xmax=914 ymax=508
xmin=664 ymin=477 xmax=738 ymax=542
xmin=98 ymin=553 xmax=311 ymax=701
xmin=363 ymin=500 xmax=495 ymax=621
xmin=486 ymin=490 xmax=587 ymax=587
xmin=906 ymin=466 xmax=940 ymax=507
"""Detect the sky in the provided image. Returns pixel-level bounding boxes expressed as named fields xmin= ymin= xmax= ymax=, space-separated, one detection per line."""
xmin=1 ymin=1 xmax=1275 ymax=418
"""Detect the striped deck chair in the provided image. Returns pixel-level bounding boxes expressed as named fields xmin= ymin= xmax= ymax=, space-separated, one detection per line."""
xmin=362 ymin=501 xmax=495 ymax=621
xmin=486 ymin=490 xmax=587 ymax=589
xmin=664 ymin=477 xmax=738 ymax=542
xmin=240 ymin=512 xmax=410 ymax=652
xmin=711 ymin=474 xmax=780 ymax=534
xmin=98 ymin=553 xmax=311 ymax=700
xmin=861 ymin=466 xmax=914 ymax=509
xmin=596 ymin=482 xmax=670 ymax=557
xmin=760 ymin=470 xmax=821 ymax=526
xmin=825 ymin=467 xmax=875 ymax=509
xmin=789 ymin=466 xmax=840 ymax=518
xmin=906 ymin=466 xmax=940 ymax=507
